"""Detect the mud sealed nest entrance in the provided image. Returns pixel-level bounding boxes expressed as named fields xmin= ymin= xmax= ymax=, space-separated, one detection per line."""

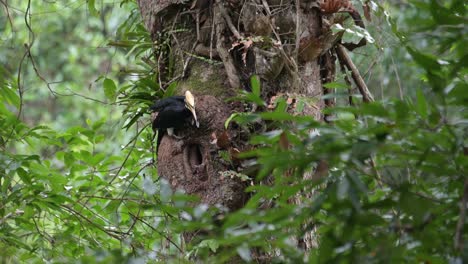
xmin=157 ymin=95 xmax=248 ymax=211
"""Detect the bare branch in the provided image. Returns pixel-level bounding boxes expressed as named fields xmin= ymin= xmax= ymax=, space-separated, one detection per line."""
xmin=108 ymin=123 xmax=150 ymax=185
xmin=216 ymin=0 xmax=242 ymax=39
xmin=129 ymin=212 xmax=183 ymax=253
xmin=61 ymin=205 xmax=123 ymax=240
xmin=214 ymin=3 xmax=240 ymax=89
xmin=391 ymin=56 xmax=403 ymax=99
xmin=336 ymin=44 xmax=374 ymax=102
xmin=294 ymin=0 xmax=301 ymax=62
xmin=0 ymin=0 xmax=13 ymax=31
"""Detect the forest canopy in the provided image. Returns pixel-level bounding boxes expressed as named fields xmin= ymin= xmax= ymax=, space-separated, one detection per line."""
xmin=0 ymin=0 xmax=466 ymax=263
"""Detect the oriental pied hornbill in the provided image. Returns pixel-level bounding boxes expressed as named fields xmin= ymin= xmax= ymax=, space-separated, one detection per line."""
xmin=150 ymin=91 xmax=199 ymax=148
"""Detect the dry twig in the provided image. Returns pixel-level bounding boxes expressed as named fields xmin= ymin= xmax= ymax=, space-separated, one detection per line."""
xmin=216 ymin=0 xmax=242 ymax=39
xmin=336 ymin=44 xmax=374 ymax=102
xmin=214 ymin=3 xmax=241 ymax=88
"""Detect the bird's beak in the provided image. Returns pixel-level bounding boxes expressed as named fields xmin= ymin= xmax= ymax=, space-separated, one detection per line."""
xmin=185 ymin=91 xmax=200 ymax=128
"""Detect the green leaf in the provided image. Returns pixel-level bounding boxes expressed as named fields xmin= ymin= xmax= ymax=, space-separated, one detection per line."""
xmin=79 ymin=150 xmax=93 ymax=164
xmin=226 ymin=112 xmax=260 ymax=126
xmin=323 ymin=82 xmax=350 ymax=89
xmin=90 ymin=153 xmax=106 ymax=166
xmin=64 ymin=152 xmax=75 ymax=167
xmin=332 ymin=24 xmax=375 ymax=45
xmin=16 ymin=167 xmax=32 ymax=184
xmin=360 ymin=102 xmax=389 ymax=118
xmin=429 ymin=0 xmax=464 ymax=25
xmin=225 ymin=113 xmax=238 ymax=129
xmin=0 ymin=85 xmax=20 ymax=109
xmin=91 ymin=118 xmax=106 ymax=131
xmin=164 ymin=82 xmax=178 ymax=97
xmin=260 ymin=111 xmax=297 ymax=121
xmin=123 ymin=111 xmax=144 ymax=130
xmin=198 ymin=239 xmax=219 ymax=253
xmin=348 ymin=173 xmax=367 ymax=193
xmin=399 ymin=192 xmax=433 ymax=222
xmin=87 ymin=0 xmax=99 ymax=16
xmin=406 ymin=47 xmax=440 ymax=72
xmin=415 ymin=88 xmax=428 ymax=119
xmin=335 ymin=111 xmax=356 ymax=121
xmin=103 ymin=78 xmax=117 ymax=101
xmin=250 ymin=75 xmax=261 ymax=97
xmin=244 ymin=92 xmax=265 ymax=106
xmin=337 ymin=176 xmax=350 ymax=200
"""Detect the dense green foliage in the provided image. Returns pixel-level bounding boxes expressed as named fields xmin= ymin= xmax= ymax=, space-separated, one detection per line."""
xmin=0 ymin=0 xmax=466 ymax=263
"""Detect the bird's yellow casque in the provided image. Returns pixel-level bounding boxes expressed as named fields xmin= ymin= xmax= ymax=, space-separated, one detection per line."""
xmin=184 ymin=90 xmax=199 ymax=128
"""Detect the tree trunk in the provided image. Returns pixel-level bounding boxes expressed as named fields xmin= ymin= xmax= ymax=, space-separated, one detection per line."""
xmin=137 ymin=0 xmax=342 ymax=256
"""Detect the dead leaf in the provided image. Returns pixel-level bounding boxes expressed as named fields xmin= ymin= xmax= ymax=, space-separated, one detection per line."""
xmin=229 ymin=147 xmax=241 ymax=164
xmin=229 ymin=38 xmax=256 ymax=65
xmin=216 ymin=130 xmax=230 ymax=149
xmin=210 ymin=132 xmax=217 ymax=145
xmin=313 ymin=160 xmax=329 ymax=181
xmin=320 ymin=0 xmax=349 ymax=14
xmin=363 ymin=1 xmax=372 ymax=22
xmin=267 ymin=95 xmax=278 ymax=109
xmin=279 ymin=132 xmax=290 ymax=151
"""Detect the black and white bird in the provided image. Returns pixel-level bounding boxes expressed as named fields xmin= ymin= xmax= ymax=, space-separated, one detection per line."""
xmin=150 ymin=91 xmax=199 ymax=147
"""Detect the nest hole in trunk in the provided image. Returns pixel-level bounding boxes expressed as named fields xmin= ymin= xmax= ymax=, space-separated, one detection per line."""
xmin=185 ymin=143 xmax=207 ymax=181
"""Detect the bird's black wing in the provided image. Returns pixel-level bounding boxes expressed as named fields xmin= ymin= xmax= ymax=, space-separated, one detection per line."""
xmin=152 ymin=105 xmax=188 ymax=129
xmin=151 ymin=95 xmax=190 ymax=153
xmin=153 ymin=100 xmax=188 ymax=153
xmin=149 ymin=96 xmax=185 ymax=112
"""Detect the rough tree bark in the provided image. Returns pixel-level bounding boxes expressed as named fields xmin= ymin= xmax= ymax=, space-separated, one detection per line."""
xmin=136 ymin=0 xmax=366 ymax=258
